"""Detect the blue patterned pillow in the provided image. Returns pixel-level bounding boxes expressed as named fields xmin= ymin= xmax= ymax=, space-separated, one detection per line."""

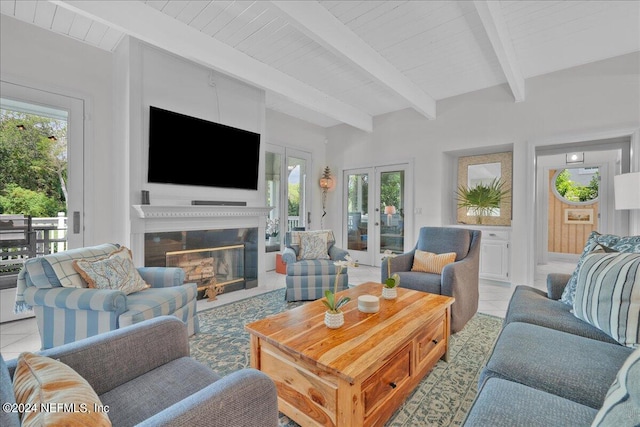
xmin=573 ymin=252 xmax=640 ymax=347
xmin=298 ymin=233 xmax=330 ymax=260
xmin=560 ymin=232 xmax=622 ymax=306
xmin=592 ymin=347 xmax=640 ymax=426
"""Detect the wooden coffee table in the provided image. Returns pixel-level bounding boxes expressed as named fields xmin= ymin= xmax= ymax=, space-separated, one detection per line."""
xmin=245 ymin=282 xmax=455 ymax=427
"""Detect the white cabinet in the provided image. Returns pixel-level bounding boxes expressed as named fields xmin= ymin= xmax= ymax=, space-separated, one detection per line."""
xmin=478 ymin=228 xmax=510 ymax=282
xmin=452 ymin=225 xmax=510 ymax=282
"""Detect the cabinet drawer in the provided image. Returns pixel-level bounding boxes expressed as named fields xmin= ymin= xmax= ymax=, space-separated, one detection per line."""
xmin=416 ymin=314 xmax=445 ymax=369
xmin=482 ymin=230 xmax=509 ymax=241
xmin=362 ymin=343 xmax=411 ymax=416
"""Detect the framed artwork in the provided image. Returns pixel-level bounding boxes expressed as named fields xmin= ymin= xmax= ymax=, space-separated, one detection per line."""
xmin=564 ymin=208 xmax=594 ymax=224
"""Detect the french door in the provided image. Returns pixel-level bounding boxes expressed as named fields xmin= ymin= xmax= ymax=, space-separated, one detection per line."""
xmin=264 ymin=144 xmax=312 ymax=251
xmin=1 ymin=81 xmax=85 ymax=249
xmin=343 ymin=163 xmax=412 ymax=267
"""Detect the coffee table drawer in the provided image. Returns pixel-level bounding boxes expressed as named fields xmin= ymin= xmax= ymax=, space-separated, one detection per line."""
xmin=416 ymin=313 xmax=446 ymax=370
xmin=362 ymin=343 xmax=412 ymax=416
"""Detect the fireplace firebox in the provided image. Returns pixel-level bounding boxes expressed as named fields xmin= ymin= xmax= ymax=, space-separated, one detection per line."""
xmin=144 ymin=227 xmax=258 ymax=298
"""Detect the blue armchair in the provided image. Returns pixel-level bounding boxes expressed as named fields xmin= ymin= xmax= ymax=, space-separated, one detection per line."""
xmin=15 ymin=243 xmax=199 ymax=349
xmin=281 ymin=230 xmax=349 ymax=301
xmin=382 ymin=227 xmax=481 ymax=333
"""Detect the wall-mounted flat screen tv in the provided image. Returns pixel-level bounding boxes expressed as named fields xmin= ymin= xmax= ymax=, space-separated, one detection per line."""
xmin=148 ymin=106 xmax=260 ymax=190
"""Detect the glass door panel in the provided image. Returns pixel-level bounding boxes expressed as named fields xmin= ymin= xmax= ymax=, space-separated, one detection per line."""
xmin=346 ymin=171 xmax=370 ymax=263
xmin=378 ymin=169 xmax=405 ymax=257
xmin=264 ymin=150 xmax=282 ymax=252
xmin=286 ymin=150 xmax=310 ymax=231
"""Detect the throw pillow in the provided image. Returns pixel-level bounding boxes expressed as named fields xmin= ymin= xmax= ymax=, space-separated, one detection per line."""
xmin=592 ymin=347 xmax=640 ymax=426
xmin=298 ymin=233 xmax=330 ymax=260
xmin=289 ymin=230 xmax=335 ymax=257
xmin=411 ymin=250 xmax=456 ymax=274
xmin=13 ymin=352 xmax=112 ymax=427
xmin=573 ymin=252 xmax=640 ymax=348
xmin=73 ymin=246 xmax=149 ymax=295
xmin=560 ymin=232 xmax=623 ymax=306
xmin=46 ymin=243 xmax=119 ymax=288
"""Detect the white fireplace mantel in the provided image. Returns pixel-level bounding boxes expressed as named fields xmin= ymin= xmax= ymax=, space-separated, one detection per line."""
xmin=132 ymin=204 xmax=273 ymax=220
xmin=130 ymin=204 xmax=273 ymax=267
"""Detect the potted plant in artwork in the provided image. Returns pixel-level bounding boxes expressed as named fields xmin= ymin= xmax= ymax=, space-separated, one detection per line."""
xmin=322 ymin=255 xmax=357 ymax=328
xmin=382 ymin=250 xmax=400 ymax=300
xmin=266 ymin=218 xmax=279 ymax=244
xmin=455 ymin=178 xmax=509 ymax=224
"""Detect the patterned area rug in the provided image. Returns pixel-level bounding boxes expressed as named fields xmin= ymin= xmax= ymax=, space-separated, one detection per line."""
xmin=189 ymin=289 xmax=503 ymax=427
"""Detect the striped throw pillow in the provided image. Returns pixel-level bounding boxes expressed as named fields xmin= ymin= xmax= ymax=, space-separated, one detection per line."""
xmin=592 ymin=347 xmax=640 ymax=426
xmin=411 ymin=250 xmax=456 ymax=274
xmin=573 ymin=252 xmax=640 ymax=348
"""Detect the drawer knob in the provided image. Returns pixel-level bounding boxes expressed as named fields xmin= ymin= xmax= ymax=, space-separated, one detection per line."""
xmin=389 ymin=382 xmax=397 ymax=389
xmin=432 ymin=339 xmax=439 ymax=344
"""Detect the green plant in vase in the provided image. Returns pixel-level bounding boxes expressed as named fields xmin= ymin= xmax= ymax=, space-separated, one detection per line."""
xmin=455 ymin=178 xmax=509 ymax=224
xmin=323 ymin=255 xmax=357 ymax=328
xmin=382 ymin=250 xmax=400 ymax=299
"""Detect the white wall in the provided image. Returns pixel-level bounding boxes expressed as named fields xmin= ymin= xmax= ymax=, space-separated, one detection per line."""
xmin=265 ymin=109 xmax=328 ymax=230
xmin=0 ymin=15 xmax=114 ymax=245
xmin=326 ymin=52 xmax=640 ymax=285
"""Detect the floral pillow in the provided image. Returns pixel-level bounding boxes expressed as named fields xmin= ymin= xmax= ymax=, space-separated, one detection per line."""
xmin=298 ymin=233 xmax=330 ymax=260
xmin=72 ymin=246 xmax=149 ymax=295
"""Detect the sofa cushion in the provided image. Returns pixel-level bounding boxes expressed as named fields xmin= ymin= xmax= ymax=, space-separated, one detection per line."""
xmin=560 ymin=232 xmax=640 ymax=306
xmin=286 ymin=259 xmax=345 ymax=276
xmin=396 ymin=271 xmax=442 ymax=294
xmin=119 ymin=283 xmax=197 ymax=327
xmin=416 ymin=227 xmax=471 ymax=261
xmin=592 ymin=347 xmax=640 ymax=426
xmin=504 ymin=285 xmax=619 ymax=344
xmin=286 ymin=230 xmax=335 ymax=257
xmin=99 ymin=356 xmax=219 ymax=427
xmin=480 ymin=322 xmax=633 ymax=409
xmin=463 ymin=378 xmax=597 ymax=427
xmin=13 ymin=352 xmax=111 ymax=427
xmin=44 ymin=243 xmax=119 ymax=288
xmin=0 ymin=356 xmax=20 ymax=427
xmin=73 ymin=246 xmax=150 ymax=295
xmin=411 ymin=250 xmax=456 ymax=274
xmin=573 ymin=252 xmax=640 ymax=347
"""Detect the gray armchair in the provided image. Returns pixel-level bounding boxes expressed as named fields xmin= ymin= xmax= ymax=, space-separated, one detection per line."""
xmin=382 ymin=226 xmax=481 ymax=333
xmin=1 ymin=316 xmax=278 ymax=427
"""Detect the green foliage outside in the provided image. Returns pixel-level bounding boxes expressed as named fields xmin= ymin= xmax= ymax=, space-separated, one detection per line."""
xmin=555 ymin=169 xmax=599 ymax=202
xmin=0 ymin=110 xmax=67 ymax=216
xmin=380 ymin=172 xmax=401 ymax=209
xmin=288 ymin=183 xmax=300 ymax=216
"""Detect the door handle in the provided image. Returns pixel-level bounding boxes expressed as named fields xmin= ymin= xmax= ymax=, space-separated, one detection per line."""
xmin=73 ymin=211 xmax=80 ymax=234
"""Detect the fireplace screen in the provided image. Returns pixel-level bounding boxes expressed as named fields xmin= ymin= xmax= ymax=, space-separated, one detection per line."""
xmin=166 ymin=245 xmax=244 ymax=294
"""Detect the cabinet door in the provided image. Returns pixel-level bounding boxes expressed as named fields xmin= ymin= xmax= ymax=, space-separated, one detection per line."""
xmin=480 ymin=241 xmax=509 ymax=280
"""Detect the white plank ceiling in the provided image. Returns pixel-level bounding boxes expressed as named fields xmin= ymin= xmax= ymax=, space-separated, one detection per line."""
xmin=2 ymin=1 xmax=639 ymax=131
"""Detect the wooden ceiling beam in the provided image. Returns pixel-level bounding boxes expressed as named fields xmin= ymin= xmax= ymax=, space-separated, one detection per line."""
xmin=473 ymin=0 xmax=526 ymax=102
xmin=52 ymin=0 xmax=373 ymax=132
xmin=271 ymin=0 xmax=437 ymax=119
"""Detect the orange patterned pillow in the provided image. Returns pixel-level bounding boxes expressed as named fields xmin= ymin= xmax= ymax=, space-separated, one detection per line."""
xmin=13 ymin=352 xmax=112 ymax=426
xmin=411 ymin=250 xmax=456 ymax=274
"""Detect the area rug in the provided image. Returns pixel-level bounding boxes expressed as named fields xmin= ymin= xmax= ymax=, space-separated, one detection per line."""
xmin=189 ymin=289 xmax=503 ymax=426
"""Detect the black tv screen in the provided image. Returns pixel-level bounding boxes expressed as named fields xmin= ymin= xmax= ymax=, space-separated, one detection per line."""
xmin=148 ymin=106 xmax=260 ymax=190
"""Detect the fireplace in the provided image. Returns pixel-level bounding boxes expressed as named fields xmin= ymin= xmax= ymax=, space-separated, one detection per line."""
xmin=144 ymin=227 xmax=258 ymax=297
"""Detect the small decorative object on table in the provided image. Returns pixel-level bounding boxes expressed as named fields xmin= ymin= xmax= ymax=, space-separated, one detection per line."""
xmin=357 ymin=295 xmax=380 ymax=313
xmin=383 ymin=249 xmax=400 ymax=300
xmin=322 ymin=255 xmax=357 ymax=328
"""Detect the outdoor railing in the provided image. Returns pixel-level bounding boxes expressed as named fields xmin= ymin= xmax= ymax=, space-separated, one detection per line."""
xmin=32 ymin=215 xmax=68 ymax=255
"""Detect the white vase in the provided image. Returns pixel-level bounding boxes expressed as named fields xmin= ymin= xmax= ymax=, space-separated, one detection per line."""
xmin=324 ymin=311 xmax=344 ymax=329
xmin=382 ymin=287 xmax=398 ymax=300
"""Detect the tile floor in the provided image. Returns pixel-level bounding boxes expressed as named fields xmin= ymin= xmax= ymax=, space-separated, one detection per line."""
xmin=0 ymin=261 xmax=576 ymax=361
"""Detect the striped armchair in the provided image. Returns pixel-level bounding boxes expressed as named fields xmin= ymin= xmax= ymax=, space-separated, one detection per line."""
xmin=15 ymin=244 xmax=199 ymax=349
xmin=282 ymin=230 xmax=349 ymax=301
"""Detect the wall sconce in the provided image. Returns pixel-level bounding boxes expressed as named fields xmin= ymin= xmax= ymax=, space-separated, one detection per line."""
xmin=566 ymin=152 xmax=584 ymax=164
xmin=384 ymin=205 xmax=396 ymax=226
xmin=614 ymin=172 xmax=640 ymax=210
xmin=320 ymin=166 xmax=335 ymax=228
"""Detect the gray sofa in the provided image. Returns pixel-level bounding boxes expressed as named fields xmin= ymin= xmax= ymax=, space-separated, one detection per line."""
xmin=1 ymin=316 xmax=278 ymax=427
xmin=463 ymin=273 xmax=635 ymax=426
